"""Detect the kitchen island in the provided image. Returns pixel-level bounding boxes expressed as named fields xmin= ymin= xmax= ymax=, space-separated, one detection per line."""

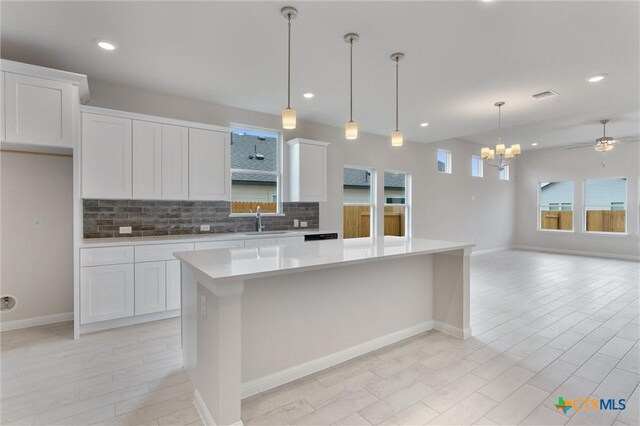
xmin=174 ymin=237 xmax=474 ymax=426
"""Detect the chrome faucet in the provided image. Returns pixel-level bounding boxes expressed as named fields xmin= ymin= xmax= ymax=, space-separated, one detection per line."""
xmin=255 ymin=206 xmax=265 ymax=232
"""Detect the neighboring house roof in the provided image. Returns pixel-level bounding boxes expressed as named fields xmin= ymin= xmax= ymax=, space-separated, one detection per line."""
xmin=540 ymin=178 xmax=627 ymax=208
xmin=231 ymin=132 xmax=278 ymax=184
xmin=344 ymin=168 xmax=405 ymax=189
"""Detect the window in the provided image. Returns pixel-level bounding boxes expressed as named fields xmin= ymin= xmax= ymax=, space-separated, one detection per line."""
xmin=437 ymin=149 xmax=451 ymax=174
xmin=471 ymin=155 xmax=483 ymax=178
xmin=499 ymin=165 xmax=509 ymax=181
xmin=384 ymin=171 xmax=410 ymax=237
xmin=230 ymin=127 xmax=281 ymax=214
xmin=584 ymin=178 xmax=627 ymax=233
xmin=343 ymin=166 xmax=374 ymax=239
xmin=539 ymin=181 xmax=574 ymax=231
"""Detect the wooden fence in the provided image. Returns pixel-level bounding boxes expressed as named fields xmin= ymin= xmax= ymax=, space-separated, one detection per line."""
xmin=343 ymin=205 xmax=405 ymax=238
xmin=540 ymin=210 xmax=625 ymax=232
xmin=231 ymin=201 xmax=277 ymax=213
xmin=586 ymin=210 xmax=625 ymax=233
xmin=540 ymin=210 xmax=573 ymax=231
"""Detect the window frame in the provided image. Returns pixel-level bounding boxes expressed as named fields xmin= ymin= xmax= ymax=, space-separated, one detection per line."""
xmin=537 ymin=180 xmax=575 ymax=233
xmin=437 ymin=149 xmax=452 ymax=174
xmin=343 ymin=165 xmax=377 ymax=238
xmin=229 ymin=123 xmax=284 ymax=216
xmin=383 ymin=170 xmax=411 ymax=238
xmin=471 ymin=155 xmax=483 ymax=178
xmin=582 ymin=177 xmax=628 ymax=236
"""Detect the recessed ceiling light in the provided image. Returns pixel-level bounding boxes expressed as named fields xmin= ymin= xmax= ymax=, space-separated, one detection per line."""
xmin=531 ymin=142 xmax=539 ymax=146
xmin=587 ymin=74 xmax=607 ymax=83
xmin=420 ymin=122 xmax=429 ymax=127
xmin=95 ymin=39 xmax=118 ymax=51
xmin=303 ymin=92 xmax=314 ymax=99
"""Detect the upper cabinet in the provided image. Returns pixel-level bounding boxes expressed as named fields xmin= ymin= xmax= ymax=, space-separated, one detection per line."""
xmin=189 ymin=128 xmax=230 ymax=201
xmin=132 ymin=120 xmax=162 ymax=199
xmin=161 ymin=124 xmax=189 ymax=200
xmin=1 ymin=60 xmax=89 ymax=149
xmin=288 ymin=138 xmax=330 ymax=202
xmin=4 ymin=73 xmax=73 ymax=147
xmin=82 ymin=113 xmax=133 ymax=199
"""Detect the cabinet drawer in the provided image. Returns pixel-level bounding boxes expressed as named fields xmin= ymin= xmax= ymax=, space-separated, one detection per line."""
xmin=135 ymin=243 xmax=194 ymax=262
xmin=81 ymin=246 xmax=134 ymax=267
xmin=276 ymin=236 xmax=305 ymax=245
xmin=195 ymin=240 xmax=244 ymax=250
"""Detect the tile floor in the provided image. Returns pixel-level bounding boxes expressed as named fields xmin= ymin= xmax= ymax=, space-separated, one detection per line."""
xmin=1 ymin=250 xmax=638 ymax=425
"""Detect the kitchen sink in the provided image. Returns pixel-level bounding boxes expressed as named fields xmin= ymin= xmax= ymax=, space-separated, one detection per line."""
xmin=243 ymin=231 xmax=290 ymax=235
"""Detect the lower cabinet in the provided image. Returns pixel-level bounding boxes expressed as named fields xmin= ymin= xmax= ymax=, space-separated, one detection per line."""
xmin=166 ymin=260 xmax=181 ymax=311
xmin=80 ymin=264 xmax=134 ymax=324
xmin=134 ymin=261 xmax=167 ymax=315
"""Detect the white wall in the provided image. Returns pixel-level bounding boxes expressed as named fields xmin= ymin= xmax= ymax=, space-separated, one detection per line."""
xmin=87 ymin=78 xmax=516 ymax=251
xmin=514 ymin=141 xmax=640 ymax=259
xmin=1 ymin=151 xmax=74 ymax=323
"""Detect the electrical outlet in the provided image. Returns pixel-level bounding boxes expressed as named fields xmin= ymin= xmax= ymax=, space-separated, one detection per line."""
xmin=119 ymin=226 xmax=132 ymax=234
xmin=200 ymin=224 xmax=211 ymax=231
xmin=200 ymin=294 xmax=207 ymax=319
xmin=293 ymin=219 xmax=299 ymax=228
xmin=301 ymin=221 xmax=308 ymax=228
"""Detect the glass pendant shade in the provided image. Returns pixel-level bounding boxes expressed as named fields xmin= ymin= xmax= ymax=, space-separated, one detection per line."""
xmin=481 ymin=147 xmax=490 ymax=158
xmin=488 ymin=149 xmax=495 ymax=160
xmin=391 ymin=130 xmax=404 ymax=147
xmin=282 ymin=107 xmax=296 ymax=130
xmin=496 ymin=144 xmax=506 ymax=155
xmin=504 ymin=147 xmax=513 ymax=159
xmin=511 ymin=144 xmax=521 ymax=155
xmin=345 ymin=120 xmax=358 ymax=140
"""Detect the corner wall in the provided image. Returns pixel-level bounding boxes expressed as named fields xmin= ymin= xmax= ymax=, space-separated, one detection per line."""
xmin=87 ymin=78 xmax=516 ymax=251
xmin=513 ymin=141 xmax=639 ymax=259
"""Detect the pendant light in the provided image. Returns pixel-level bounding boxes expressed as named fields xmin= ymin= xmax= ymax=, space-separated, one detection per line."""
xmin=281 ymin=6 xmax=298 ymax=130
xmin=390 ymin=52 xmax=405 ymax=147
xmin=480 ymin=101 xmax=521 ymax=171
xmin=344 ymin=33 xmax=359 ymax=140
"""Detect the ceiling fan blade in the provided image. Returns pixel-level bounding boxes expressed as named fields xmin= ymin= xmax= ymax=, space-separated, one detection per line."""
xmin=565 ymin=144 xmax=593 ymax=150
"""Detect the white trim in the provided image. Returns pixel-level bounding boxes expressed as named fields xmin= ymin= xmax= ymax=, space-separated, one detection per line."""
xmin=193 ymin=390 xmax=217 ymax=426
xmin=79 ymin=309 xmax=180 ymax=334
xmin=286 ymin=138 xmax=331 ymax=147
xmin=79 ymin=106 xmax=231 ymax=133
xmin=0 ymin=59 xmax=90 ymax=103
xmin=433 ymin=320 xmax=472 ymax=339
xmin=513 ymin=245 xmax=639 ymax=262
xmin=0 ymin=311 xmax=73 ymax=332
xmin=240 ymin=320 xmax=433 ymax=398
xmin=471 ymin=246 xmax=512 ymax=256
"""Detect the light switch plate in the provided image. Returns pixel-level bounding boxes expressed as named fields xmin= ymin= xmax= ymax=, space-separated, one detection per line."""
xmin=200 ymin=224 xmax=211 ymax=231
xmin=119 ymin=226 xmax=132 ymax=234
xmin=293 ymin=219 xmax=299 ymax=228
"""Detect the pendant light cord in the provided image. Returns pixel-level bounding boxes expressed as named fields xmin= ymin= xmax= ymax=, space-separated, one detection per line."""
xmin=287 ymin=14 xmax=292 ymax=109
xmin=395 ymin=58 xmax=399 ymax=131
xmin=349 ymin=39 xmax=353 ymax=122
xmin=498 ymin=104 xmax=502 ymax=144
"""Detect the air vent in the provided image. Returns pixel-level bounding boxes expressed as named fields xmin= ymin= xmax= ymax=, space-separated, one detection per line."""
xmin=532 ymin=90 xmax=559 ymax=100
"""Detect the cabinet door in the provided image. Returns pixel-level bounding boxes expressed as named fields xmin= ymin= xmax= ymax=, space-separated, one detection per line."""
xmin=4 ymin=73 xmax=73 ymax=147
xmin=188 ymin=128 xmax=229 ymax=201
xmin=166 ymin=260 xmax=181 ymax=311
xmin=133 ymin=120 xmax=162 ymax=199
xmin=298 ymin=143 xmax=327 ymax=202
xmin=135 ymin=261 xmax=167 ymax=315
xmin=161 ymin=124 xmax=189 ymax=200
xmin=80 ymin=264 xmax=134 ymax=324
xmin=82 ymin=113 xmax=132 ymax=199
xmin=244 ymin=238 xmax=278 ymax=247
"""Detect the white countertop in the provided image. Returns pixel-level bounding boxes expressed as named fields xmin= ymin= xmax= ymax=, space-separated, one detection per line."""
xmin=80 ymin=229 xmax=337 ymax=248
xmin=174 ymin=237 xmax=474 ymax=283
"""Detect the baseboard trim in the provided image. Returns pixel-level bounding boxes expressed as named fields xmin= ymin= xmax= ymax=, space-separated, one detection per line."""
xmin=241 ymin=320 xmax=434 ymax=399
xmin=471 ymin=246 xmax=512 ymax=256
xmin=79 ymin=309 xmax=180 ymax=335
xmin=513 ymin=245 xmax=640 ymax=262
xmin=0 ymin=311 xmax=73 ymax=332
xmin=433 ymin=320 xmax=472 ymax=339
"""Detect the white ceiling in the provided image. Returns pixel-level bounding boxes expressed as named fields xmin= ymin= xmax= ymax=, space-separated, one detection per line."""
xmin=2 ymin=1 xmax=639 ymax=149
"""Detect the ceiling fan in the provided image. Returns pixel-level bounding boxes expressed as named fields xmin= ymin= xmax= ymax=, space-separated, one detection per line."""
xmin=566 ymin=119 xmax=636 ymax=151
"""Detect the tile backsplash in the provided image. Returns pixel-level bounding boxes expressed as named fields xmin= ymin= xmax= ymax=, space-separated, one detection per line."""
xmin=83 ymin=200 xmax=319 ymax=238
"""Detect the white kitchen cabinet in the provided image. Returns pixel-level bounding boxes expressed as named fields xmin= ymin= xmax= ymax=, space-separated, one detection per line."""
xmin=189 ymin=128 xmax=229 ymax=201
xmin=161 ymin=124 xmax=189 ymax=200
xmin=276 ymin=236 xmax=305 ymax=245
xmin=135 ymin=261 xmax=166 ymax=315
xmin=288 ymin=138 xmax=330 ymax=202
xmin=82 ymin=113 xmax=132 ymax=199
xmin=133 ymin=120 xmax=162 ymax=199
xmin=166 ymin=259 xmax=181 ymax=311
xmin=4 ymin=72 xmax=73 ymax=147
xmin=245 ymin=238 xmax=278 ymax=247
xmin=80 ymin=264 xmax=134 ymax=324
xmin=194 ymin=240 xmax=245 ymax=250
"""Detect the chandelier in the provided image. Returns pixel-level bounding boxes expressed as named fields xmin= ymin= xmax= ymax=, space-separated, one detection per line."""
xmin=480 ymin=101 xmax=521 ymax=171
